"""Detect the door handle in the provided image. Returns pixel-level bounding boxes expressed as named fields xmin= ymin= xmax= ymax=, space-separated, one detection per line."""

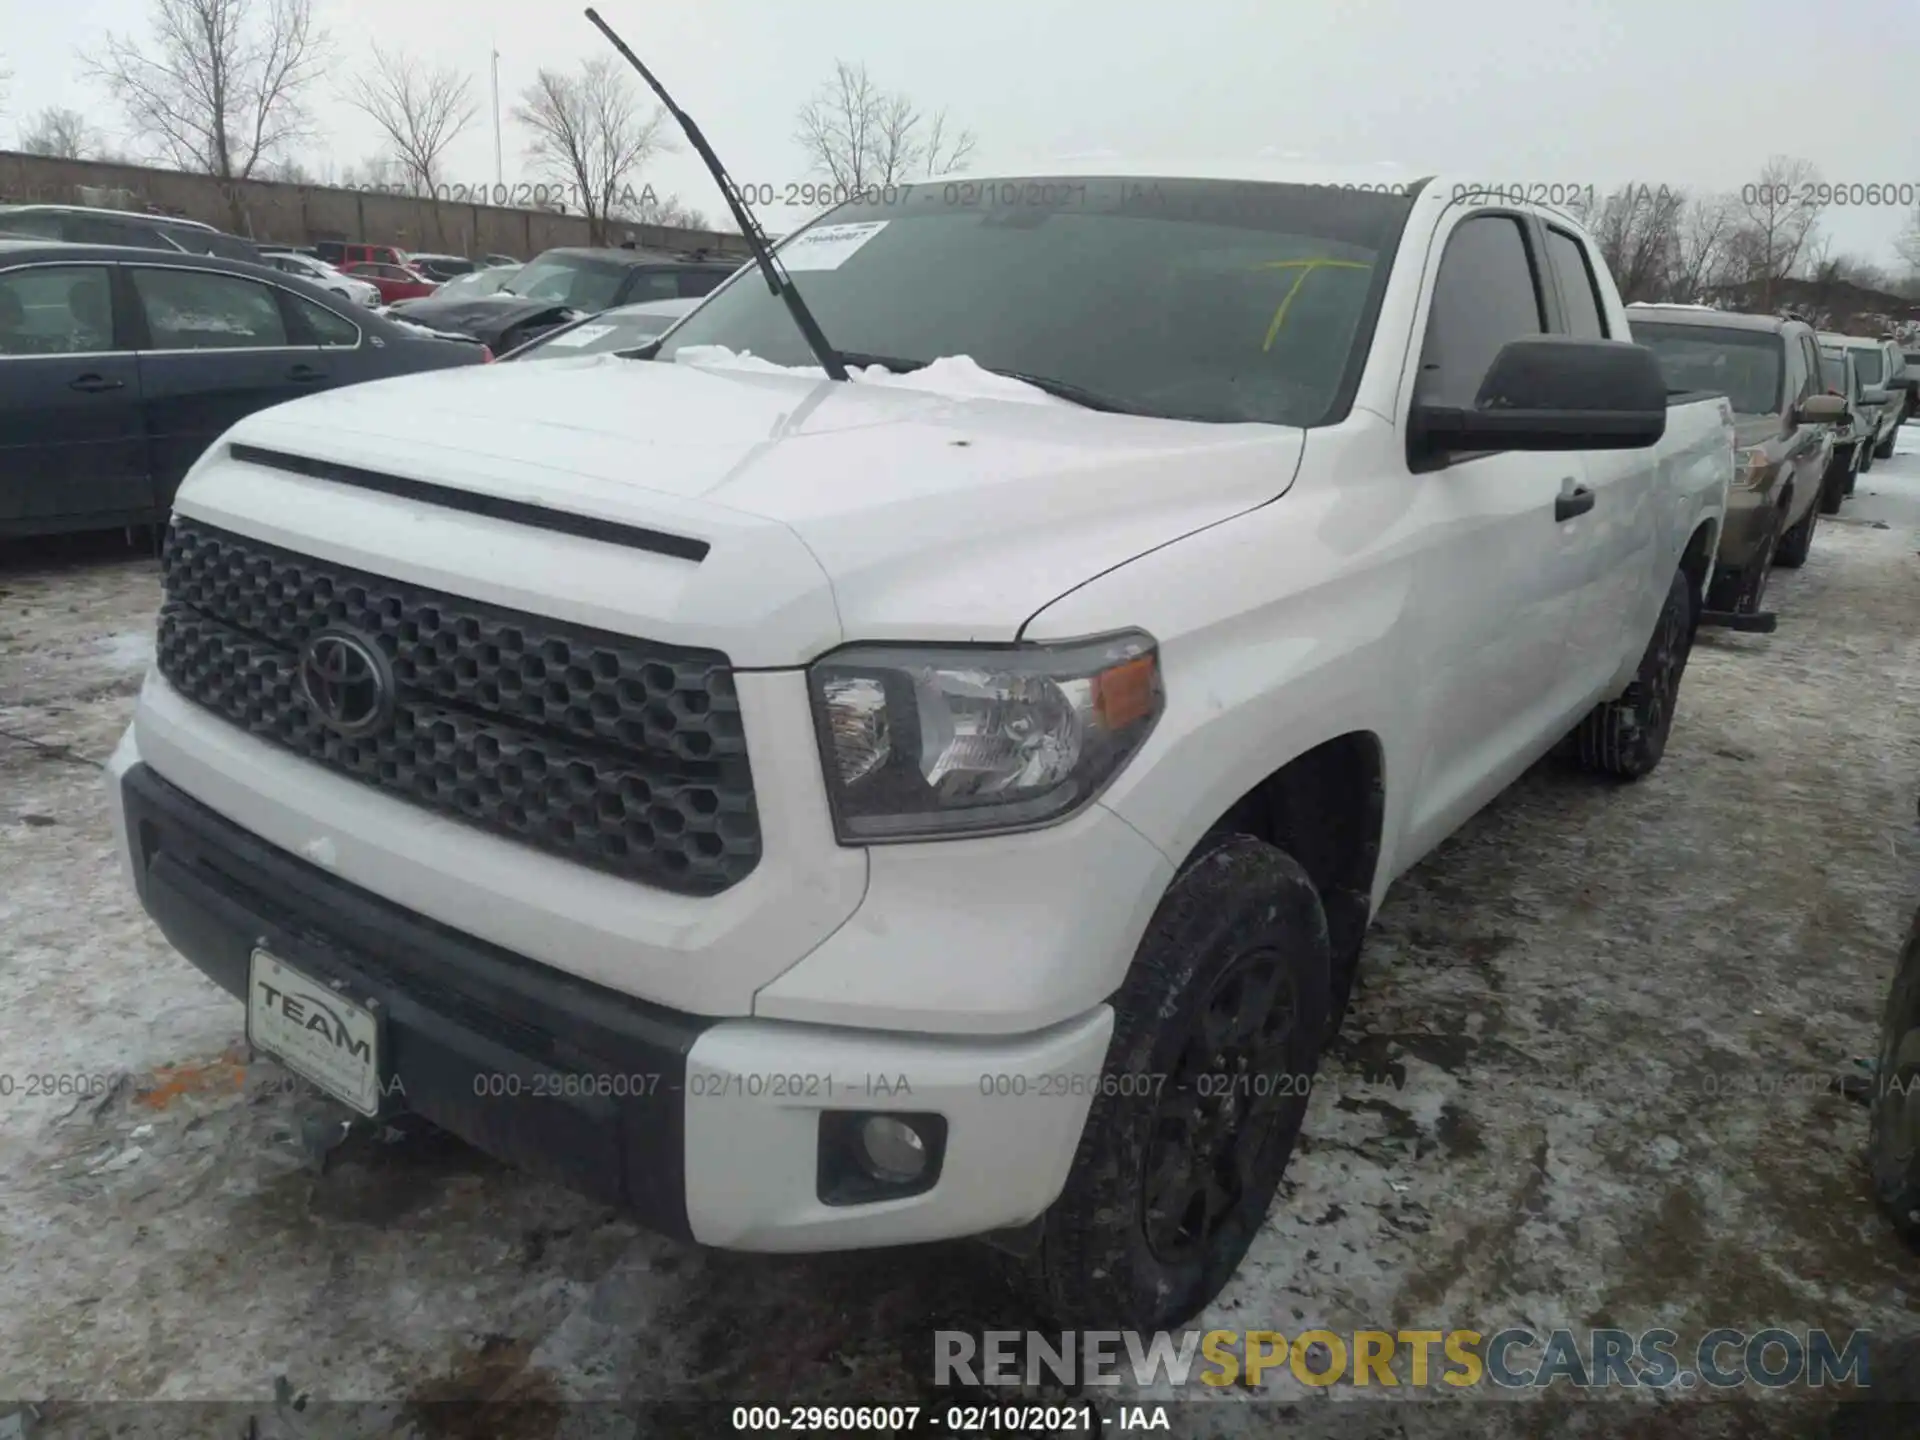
xmin=1554 ymin=484 xmax=1596 ymax=521
xmin=287 ymin=364 xmax=326 ymax=382
xmin=69 ymin=373 xmax=125 ymax=393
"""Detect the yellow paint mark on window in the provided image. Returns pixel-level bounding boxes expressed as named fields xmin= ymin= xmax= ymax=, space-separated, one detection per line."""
xmin=1251 ymin=259 xmax=1373 ymax=352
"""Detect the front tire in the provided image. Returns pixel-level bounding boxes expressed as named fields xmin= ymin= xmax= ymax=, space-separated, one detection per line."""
xmin=1861 ymin=436 xmax=1875 ymax=473
xmin=1869 ymin=905 xmax=1920 ymax=1243
xmin=1875 ymin=428 xmax=1898 ymax=460
xmin=1011 ymin=836 xmax=1330 ymax=1329
xmin=1572 ymin=567 xmax=1695 ymax=780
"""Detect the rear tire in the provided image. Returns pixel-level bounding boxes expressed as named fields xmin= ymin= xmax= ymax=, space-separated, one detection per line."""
xmin=1875 ymin=429 xmax=1898 ymax=460
xmin=1860 ymin=437 xmax=1875 ymax=473
xmin=1572 ymin=567 xmax=1695 ymax=781
xmin=1774 ymin=497 xmax=1818 ymax=568
xmin=1009 ymin=836 xmax=1330 ymax=1329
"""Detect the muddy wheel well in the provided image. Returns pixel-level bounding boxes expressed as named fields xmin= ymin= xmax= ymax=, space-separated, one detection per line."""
xmin=1188 ymin=732 xmax=1385 ymax=1002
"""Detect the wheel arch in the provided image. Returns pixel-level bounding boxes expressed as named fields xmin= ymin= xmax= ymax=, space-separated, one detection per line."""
xmin=1180 ymin=730 xmax=1386 ymax=1007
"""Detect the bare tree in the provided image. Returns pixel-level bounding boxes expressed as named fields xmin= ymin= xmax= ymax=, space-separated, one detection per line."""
xmin=1670 ymin=192 xmax=1740 ymax=303
xmin=1581 ymin=182 xmax=1687 ymax=303
xmin=84 ymin=0 xmax=326 ymax=192
xmin=342 ymin=44 xmax=477 ymax=197
xmin=18 ymin=106 xmax=103 ymax=159
xmin=513 ymin=57 xmax=672 ymax=245
xmin=1895 ymin=203 xmax=1920 ymax=274
xmin=1732 ymin=155 xmax=1825 ymax=308
xmin=795 ymin=60 xmax=976 ymax=191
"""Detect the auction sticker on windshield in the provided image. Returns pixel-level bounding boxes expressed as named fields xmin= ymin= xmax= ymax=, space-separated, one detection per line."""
xmin=779 ymin=220 xmax=889 ymax=271
xmin=547 ymin=324 xmax=616 ymax=348
xmin=247 ymin=947 xmax=383 ymax=1115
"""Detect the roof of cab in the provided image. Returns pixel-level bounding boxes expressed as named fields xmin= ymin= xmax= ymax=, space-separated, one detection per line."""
xmin=1627 ymin=305 xmax=1802 ymax=334
xmin=0 ymin=239 xmax=264 ymax=268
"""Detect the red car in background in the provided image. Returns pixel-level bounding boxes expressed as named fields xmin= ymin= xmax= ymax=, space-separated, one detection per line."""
xmin=343 ymin=261 xmax=438 ymax=304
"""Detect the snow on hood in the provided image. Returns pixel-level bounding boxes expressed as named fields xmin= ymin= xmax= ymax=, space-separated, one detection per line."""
xmin=671 ymin=345 xmax=1068 ymax=407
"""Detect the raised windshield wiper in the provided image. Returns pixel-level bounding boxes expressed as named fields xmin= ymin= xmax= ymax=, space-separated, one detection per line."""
xmin=585 ymin=8 xmax=849 ymax=382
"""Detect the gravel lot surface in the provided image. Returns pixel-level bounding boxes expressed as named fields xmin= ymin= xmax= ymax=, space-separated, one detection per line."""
xmin=2 ymin=436 xmax=1917 ymax=1440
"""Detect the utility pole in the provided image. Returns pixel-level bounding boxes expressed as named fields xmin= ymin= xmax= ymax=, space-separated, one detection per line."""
xmin=491 ymin=45 xmax=504 ymax=187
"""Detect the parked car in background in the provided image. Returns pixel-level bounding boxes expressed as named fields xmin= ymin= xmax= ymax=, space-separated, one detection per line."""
xmin=1874 ymin=339 xmax=1912 ymax=440
xmin=312 ymin=241 xmax=411 ymax=270
xmin=507 ymin=246 xmax=735 ymax=309
xmin=0 ymin=204 xmax=262 ymax=264
xmin=344 ymin=261 xmax=439 ymax=304
xmin=1627 ymin=306 xmax=1840 ymax=615
xmin=480 ymin=253 xmax=518 ymax=267
xmin=380 ymin=246 xmax=734 ymax=350
xmin=0 ymin=241 xmax=484 ymax=538
xmin=1820 ymin=333 xmax=1897 ymax=469
xmin=501 ymin=296 xmax=701 ymax=359
xmin=425 ymin=264 xmax=520 ymax=301
xmin=1814 ymin=346 xmax=1871 ymax=510
xmin=257 ymin=249 xmax=381 ymax=308
xmin=107 ymin=169 xmax=1735 ymax=1331
xmin=407 ymin=253 xmax=479 ymax=282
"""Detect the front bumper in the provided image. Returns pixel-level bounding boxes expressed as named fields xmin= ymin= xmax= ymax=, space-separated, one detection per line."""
xmin=110 ymin=748 xmax=1113 ymax=1250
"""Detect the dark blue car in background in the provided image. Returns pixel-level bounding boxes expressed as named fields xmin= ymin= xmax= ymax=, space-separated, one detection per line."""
xmin=0 ymin=242 xmax=486 ymax=538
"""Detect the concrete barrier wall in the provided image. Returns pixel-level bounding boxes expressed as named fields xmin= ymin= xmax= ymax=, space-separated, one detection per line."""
xmin=0 ymin=152 xmax=752 ymax=262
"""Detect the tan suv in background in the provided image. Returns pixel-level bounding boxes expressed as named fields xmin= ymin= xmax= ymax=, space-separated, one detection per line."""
xmin=1629 ymin=306 xmax=1846 ymax=617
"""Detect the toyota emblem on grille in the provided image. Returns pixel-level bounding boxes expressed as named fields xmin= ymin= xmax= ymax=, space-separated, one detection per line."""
xmin=298 ymin=630 xmax=394 ymax=737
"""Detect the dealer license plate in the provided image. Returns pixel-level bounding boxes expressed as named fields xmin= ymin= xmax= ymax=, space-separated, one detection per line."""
xmin=246 ymin=947 xmax=384 ymax=1117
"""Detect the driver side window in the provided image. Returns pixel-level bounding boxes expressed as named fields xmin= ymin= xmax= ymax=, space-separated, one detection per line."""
xmin=1416 ymin=215 xmax=1546 ymax=409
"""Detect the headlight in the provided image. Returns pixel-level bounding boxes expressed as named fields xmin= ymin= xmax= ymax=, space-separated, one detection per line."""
xmin=808 ymin=631 xmax=1162 ymax=843
xmin=1732 ymin=446 xmax=1774 ymax=490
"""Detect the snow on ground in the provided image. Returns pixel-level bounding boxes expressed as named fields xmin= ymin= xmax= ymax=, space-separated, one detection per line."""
xmin=1 ymin=441 xmax=1918 ymax=1435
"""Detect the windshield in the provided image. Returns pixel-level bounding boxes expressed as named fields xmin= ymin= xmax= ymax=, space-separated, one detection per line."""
xmin=1629 ymin=322 xmax=1783 ymax=415
xmin=506 ymin=255 xmax=632 ymax=310
xmin=1819 ymin=353 xmax=1850 ymax=393
xmin=440 ymin=267 xmax=520 ymax=298
xmin=656 ymin=176 xmax=1414 ymax=426
xmin=1850 ymin=346 xmax=1884 ymax=384
xmin=513 ymin=306 xmax=692 ymax=360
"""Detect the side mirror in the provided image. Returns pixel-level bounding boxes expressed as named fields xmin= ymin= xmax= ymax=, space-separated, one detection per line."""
xmin=1795 ymin=394 xmax=1850 ymax=425
xmin=1410 ymin=337 xmax=1668 ymax=456
xmin=1861 ymin=385 xmax=1891 ymax=406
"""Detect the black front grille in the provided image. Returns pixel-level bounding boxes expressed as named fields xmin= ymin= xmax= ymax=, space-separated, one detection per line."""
xmin=155 ymin=518 xmax=761 ymax=896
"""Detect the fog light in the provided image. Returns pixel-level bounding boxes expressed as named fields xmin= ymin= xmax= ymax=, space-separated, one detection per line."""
xmin=858 ymin=1115 xmax=928 ymax=1183
xmin=817 ymin=1110 xmax=948 ymax=1205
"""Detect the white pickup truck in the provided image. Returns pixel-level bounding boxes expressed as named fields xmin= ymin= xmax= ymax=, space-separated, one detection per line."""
xmin=108 ymin=163 xmax=1733 ymax=1330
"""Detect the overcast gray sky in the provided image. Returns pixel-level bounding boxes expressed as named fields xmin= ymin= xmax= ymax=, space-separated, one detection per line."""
xmin=4 ymin=0 xmax=1916 ymax=263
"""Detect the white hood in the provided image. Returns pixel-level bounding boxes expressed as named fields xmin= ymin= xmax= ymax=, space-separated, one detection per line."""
xmin=201 ymin=355 xmax=1306 ymax=663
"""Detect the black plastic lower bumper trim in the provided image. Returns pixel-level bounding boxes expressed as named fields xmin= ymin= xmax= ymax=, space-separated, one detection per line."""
xmin=119 ymin=761 xmax=713 ymax=1238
